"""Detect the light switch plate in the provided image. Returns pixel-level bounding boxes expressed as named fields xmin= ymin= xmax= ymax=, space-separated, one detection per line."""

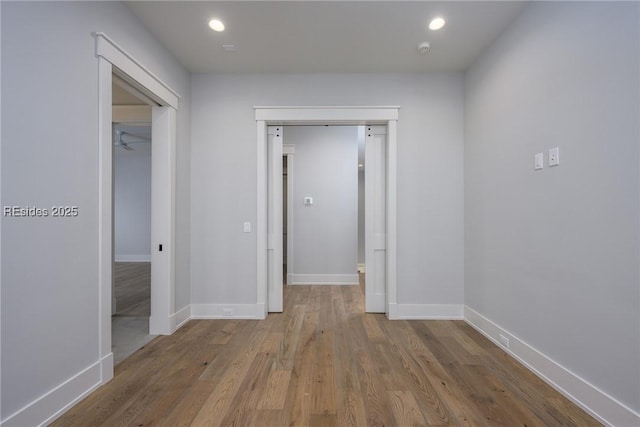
xmin=549 ymin=147 xmax=559 ymax=166
xmin=534 ymin=153 xmax=544 ymax=170
xmin=243 ymin=222 xmax=251 ymax=233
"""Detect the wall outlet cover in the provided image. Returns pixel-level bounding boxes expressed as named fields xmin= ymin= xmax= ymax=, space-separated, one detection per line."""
xmin=498 ymin=334 xmax=510 ymax=348
xmin=549 ymin=147 xmax=560 ymax=166
xmin=534 ymin=153 xmax=544 ymax=170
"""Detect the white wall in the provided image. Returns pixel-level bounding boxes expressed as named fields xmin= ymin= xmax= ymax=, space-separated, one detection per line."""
xmin=1 ymin=2 xmax=190 ymax=424
xmin=191 ymin=73 xmax=464 ymax=307
xmin=464 ymin=1 xmax=639 ymax=422
xmin=287 ymin=126 xmax=358 ymax=283
xmin=114 ymin=131 xmax=151 ymax=262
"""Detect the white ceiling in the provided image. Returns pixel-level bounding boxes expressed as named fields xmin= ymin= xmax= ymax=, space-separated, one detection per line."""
xmin=126 ymin=1 xmax=528 ymax=74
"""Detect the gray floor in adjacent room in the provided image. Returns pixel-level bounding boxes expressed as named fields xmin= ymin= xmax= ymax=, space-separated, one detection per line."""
xmin=112 ymin=262 xmax=156 ymax=365
xmin=112 ymin=317 xmax=156 ymax=365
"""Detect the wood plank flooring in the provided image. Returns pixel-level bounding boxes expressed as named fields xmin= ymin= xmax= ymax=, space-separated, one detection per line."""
xmin=53 ymin=277 xmax=600 ymax=426
xmin=114 ymin=262 xmax=150 ymax=317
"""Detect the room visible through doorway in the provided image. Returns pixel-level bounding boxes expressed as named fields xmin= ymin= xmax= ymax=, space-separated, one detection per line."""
xmin=256 ymin=106 xmax=398 ymax=319
xmin=280 ymin=125 xmax=365 ymax=313
xmin=269 ymin=123 xmax=388 ymax=314
xmin=111 ymin=78 xmax=155 ymax=364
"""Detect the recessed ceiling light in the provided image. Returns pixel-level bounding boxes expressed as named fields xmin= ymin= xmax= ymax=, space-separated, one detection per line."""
xmin=429 ymin=17 xmax=446 ymax=31
xmin=358 ymin=164 xmax=364 ymax=168
xmin=208 ymin=19 xmax=225 ymax=32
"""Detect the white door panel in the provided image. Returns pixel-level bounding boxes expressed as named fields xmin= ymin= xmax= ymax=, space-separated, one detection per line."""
xmin=365 ymin=126 xmax=387 ymax=313
xmin=150 ymin=106 xmax=176 ymax=334
xmin=267 ymin=126 xmax=283 ymax=312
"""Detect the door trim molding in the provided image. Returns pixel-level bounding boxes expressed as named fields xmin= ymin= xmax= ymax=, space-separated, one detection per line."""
xmin=283 ymin=145 xmax=295 ymax=284
xmin=94 ymin=32 xmax=179 ymax=109
xmin=255 ymin=106 xmax=398 ymax=318
xmin=289 ymin=274 xmax=360 ymax=285
xmin=95 ymin=33 xmax=179 ymax=386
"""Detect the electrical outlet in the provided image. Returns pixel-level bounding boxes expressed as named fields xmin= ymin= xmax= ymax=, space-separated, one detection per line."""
xmin=498 ymin=334 xmax=510 ymax=348
xmin=223 ymin=308 xmax=233 ymax=317
xmin=534 ymin=153 xmax=544 ymax=170
xmin=549 ymin=147 xmax=560 ymax=166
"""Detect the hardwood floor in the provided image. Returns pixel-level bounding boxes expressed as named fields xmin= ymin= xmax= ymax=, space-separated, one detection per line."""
xmin=114 ymin=262 xmax=150 ymax=317
xmin=53 ymin=277 xmax=600 ymax=426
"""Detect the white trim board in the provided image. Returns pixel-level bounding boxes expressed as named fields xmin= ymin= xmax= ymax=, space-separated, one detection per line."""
xmin=94 ymin=32 xmax=179 ymax=109
xmin=464 ymin=306 xmax=640 ymax=427
xmin=288 ymin=274 xmax=360 ymax=285
xmin=175 ymin=305 xmax=191 ymax=329
xmin=0 ymin=362 xmax=101 ymax=427
xmin=114 ymin=255 xmax=151 ymax=262
xmin=254 ymin=106 xmax=399 ymax=124
xmin=387 ymin=303 xmax=464 ymax=320
xmin=191 ymin=304 xmax=266 ymax=320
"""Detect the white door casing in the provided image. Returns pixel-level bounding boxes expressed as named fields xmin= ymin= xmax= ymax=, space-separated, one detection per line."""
xmin=255 ymin=106 xmax=398 ymax=317
xmin=267 ymin=126 xmax=284 ymax=312
xmin=283 ymin=144 xmax=295 ymax=285
xmin=365 ymin=126 xmax=387 ymax=313
xmin=150 ymin=106 xmax=177 ymax=335
xmin=96 ymin=32 xmax=180 ymax=383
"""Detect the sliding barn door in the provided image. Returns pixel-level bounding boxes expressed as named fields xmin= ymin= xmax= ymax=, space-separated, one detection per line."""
xmin=267 ymin=126 xmax=283 ymax=312
xmin=365 ymin=126 xmax=387 ymax=313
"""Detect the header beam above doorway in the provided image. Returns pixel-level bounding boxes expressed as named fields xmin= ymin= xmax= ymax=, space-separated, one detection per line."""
xmin=254 ymin=106 xmax=399 ymax=125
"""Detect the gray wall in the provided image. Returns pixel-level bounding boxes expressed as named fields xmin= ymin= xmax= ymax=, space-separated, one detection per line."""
xmin=464 ymin=1 xmax=639 ymax=413
xmin=190 ymin=73 xmax=464 ymax=305
xmin=114 ymin=132 xmax=151 ymax=261
xmin=287 ymin=126 xmax=358 ymax=278
xmin=1 ymin=1 xmax=190 ymax=420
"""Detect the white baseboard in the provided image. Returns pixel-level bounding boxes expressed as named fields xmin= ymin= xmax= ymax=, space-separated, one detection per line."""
xmin=100 ymin=352 xmax=114 ymax=384
xmin=387 ymin=303 xmax=463 ymax=320
xmin=150 ymin=313 xmax=174 ymax=336
xmin=114 ymin=254 xmax=151 ymax=262
xmin=175 ymin=304 xmax=191 ymax=329
xmin=289 ymin=273 xmax=359 ymax=285
xmin=256 ymin=303 xmax=267 ymax=319
xmin=1 ymin=362 xmax=101 ymax=427
xmin=191 ymin=303 xmax=263 ymax=319
xmin=464 ymin=306 xmax=640 ymax=427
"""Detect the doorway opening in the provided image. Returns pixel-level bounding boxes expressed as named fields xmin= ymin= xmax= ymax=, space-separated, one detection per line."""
xmin=255 ymin=106 xmax=398 ymax=318
xmin=96 ymin=32 xmax=179 ymax=383
xmin=280 ymin=125 xmax=362 ymax=311
xmin=112 ymin=84 xmax=155 ymax=363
